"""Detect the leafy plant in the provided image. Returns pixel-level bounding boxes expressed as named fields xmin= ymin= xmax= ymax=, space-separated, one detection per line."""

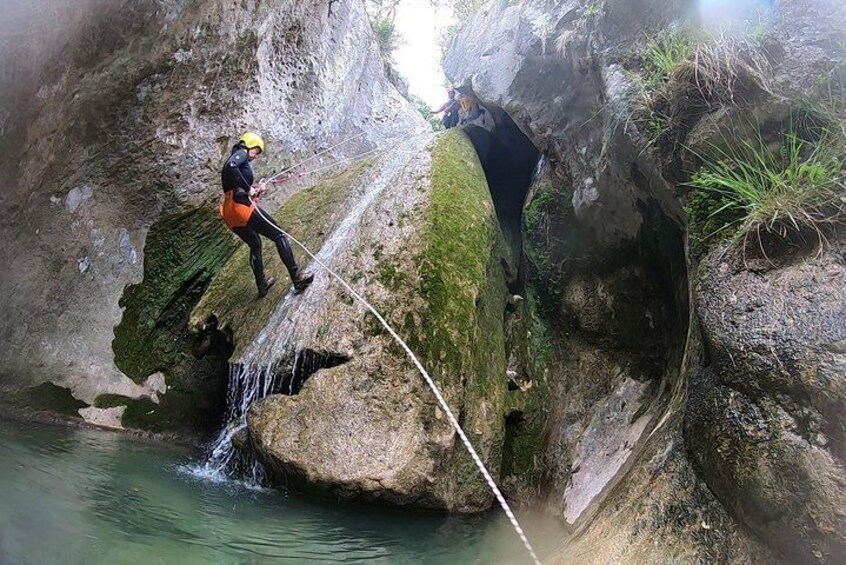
xmin=633 ymin=27 xmax=771 ymax=147
xmin=686 ymin=122 xmax=845 ymax=252
xmin=584 ymin=0 xmax=602 ymax=17
xmin=371 ymin=16 xmax=400 ymax=56
xmin=410 ymin=95 xmax=445 ymax=131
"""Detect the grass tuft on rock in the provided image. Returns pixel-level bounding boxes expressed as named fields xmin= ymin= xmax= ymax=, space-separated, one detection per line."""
xmin=631 ymin=26 xmax=771 ymax=146
xmin=685 ymin=120 xmax=846 ymax=253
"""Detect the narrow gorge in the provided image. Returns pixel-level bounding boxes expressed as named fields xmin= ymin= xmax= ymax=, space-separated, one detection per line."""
xmin=1 ymin=0 xmax=844 ymax=563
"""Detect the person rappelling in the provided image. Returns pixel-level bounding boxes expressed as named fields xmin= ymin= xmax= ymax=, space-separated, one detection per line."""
xmin=220 ymin=132 xmax=314 ymax=298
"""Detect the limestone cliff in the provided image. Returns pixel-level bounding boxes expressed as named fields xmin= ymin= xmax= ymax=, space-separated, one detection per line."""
xmin=0 ymin=0 xmax=425 ymax=433
xmin=446 ymin=0 xmax=845 ymax=561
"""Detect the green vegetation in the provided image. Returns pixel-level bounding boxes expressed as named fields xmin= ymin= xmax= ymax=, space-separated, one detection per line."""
xmin=632 ymin=26 xmax=770 ymax=146
xmin=583 ymin=0 xmax=603 ymax=17
xmin=452 ymin=0 xmax=488 ymax=22
xmin=642 ymin=29 xmax=694 ymax=87
xmin=522 ymin=172 xmax=580 ymax=303
xmin=686 ymin=121 xmax=845 ymax=252
xmin=403 ymin=131 xmax=508 ymax=503
xmin=371 ymin=16 xmax=400 ymax=56
xmin=109 ymin=207 xmax=237 ymax=433
xmin=113 ymin=207 xmax=237 ymax=384
xmin=411 ymin=94 xmax=444 ymax=131
xmin=412 ymin=131 xmax=503 ymax=386
xmin=501 ymin=289 xmax=553 ymax=479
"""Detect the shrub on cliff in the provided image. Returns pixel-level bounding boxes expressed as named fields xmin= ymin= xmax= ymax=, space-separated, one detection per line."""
xmin=685 ymin=118 xmax=846 ymax=255
xmin=631 ymin=26 xmax=771 ymax=147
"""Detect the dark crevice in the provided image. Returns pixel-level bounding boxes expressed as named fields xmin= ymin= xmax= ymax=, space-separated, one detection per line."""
xmin=274 ymin=349 xmax=351 ymax=396
xmin=459 ymin=99 xmax=539 ymax=253
xmin=500 ymin=410 xmax=526 ymax=477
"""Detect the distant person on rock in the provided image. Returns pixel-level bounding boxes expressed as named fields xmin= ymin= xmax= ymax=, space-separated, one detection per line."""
xmin=219 ymin=132 xmax=314 ymax=298
xmin=431 ymin=87 xmax=459 ymax=129
xmin=457 ymin=92 xmax=484 ymax=125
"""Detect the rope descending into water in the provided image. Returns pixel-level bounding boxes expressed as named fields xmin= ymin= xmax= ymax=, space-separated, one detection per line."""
xmin=254 ymin=206 xmax=542 ymax=565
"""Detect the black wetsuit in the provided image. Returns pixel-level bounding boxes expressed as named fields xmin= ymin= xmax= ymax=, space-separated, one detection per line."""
xmin=443 ymin=99 xmax=459 ymax=129
xmin=221 ymin=144 xmax=301 ymax=289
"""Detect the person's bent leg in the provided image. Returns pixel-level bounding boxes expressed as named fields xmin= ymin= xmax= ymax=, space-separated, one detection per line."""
xmin=248 ymin=206 xmax=299 ymax=277
xmin=249 ymin=206 xmax=314 ymax=293
xmin=233 ymin=227 xmax=275 ymax=296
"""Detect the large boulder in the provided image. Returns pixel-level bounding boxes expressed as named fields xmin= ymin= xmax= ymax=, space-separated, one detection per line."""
xmin=687 ymin=242 xmax=846 ymax=563
xmin=0 ymin=0 xmax=424 ymax=432
xmin=200 ymin=131 xmax=513 ymax=511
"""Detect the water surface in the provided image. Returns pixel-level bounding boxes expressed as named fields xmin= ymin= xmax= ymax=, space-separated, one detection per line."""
xmin=0 ymin=418 xmax=564 ymax=564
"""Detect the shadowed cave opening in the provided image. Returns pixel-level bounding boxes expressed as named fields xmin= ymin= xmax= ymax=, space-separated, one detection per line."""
xmin=460 ymin=102 xmax=540 ymax=254
xmin=263 ymin=348 xmax=351 ymax=396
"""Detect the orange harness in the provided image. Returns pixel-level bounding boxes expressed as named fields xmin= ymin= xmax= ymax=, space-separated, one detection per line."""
xmin=219 ymin=190 xmax=256 ymax=229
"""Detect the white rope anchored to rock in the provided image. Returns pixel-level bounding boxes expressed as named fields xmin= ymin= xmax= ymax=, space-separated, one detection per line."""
xmin=253 ymin=203 xmax=542 ymax=565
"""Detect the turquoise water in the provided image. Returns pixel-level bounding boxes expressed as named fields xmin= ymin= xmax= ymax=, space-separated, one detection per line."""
xmin=0 ymin=418 xmax=564 ymax=564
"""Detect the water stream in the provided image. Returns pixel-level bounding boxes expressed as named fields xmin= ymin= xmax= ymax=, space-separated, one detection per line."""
xmin=0 ymin=418 xmax=565 ymax=564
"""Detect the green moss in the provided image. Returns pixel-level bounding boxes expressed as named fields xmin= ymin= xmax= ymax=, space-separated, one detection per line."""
xmin=110 ymin=206 xmax=238 ymax=434
xmin=15 ymin=382 xmax=88 ymax=418
xmin=191 ymin=158 xmax=375 ymax=355
xmin=501 ymin=290 xmax=552 ymax=479
xmin=94 ymin=393 xmax=176 ymax=432
xmin=522 ymin=171 xmax=582 ymax=305
xmin=113 ymin=207 xmax=238 ymax=383
xmin=398 ymin=131 xmax=509 ymax=505
xmin=377 ymin=262 xmax=409 ymax=292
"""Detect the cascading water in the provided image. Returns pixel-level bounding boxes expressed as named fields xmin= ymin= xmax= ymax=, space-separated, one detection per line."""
xmin=187 ymin=133 xmax=434 ymax=484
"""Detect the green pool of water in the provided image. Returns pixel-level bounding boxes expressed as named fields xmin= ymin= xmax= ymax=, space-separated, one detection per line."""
xmin=0 ymin=418 xmax=563 ymax=564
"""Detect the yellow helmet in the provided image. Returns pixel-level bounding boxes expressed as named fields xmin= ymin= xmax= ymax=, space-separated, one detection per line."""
xmin=239 ymin=132 xmax=265 ymax=153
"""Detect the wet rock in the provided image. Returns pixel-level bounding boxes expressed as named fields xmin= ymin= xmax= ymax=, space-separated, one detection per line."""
xmin=562 ymin=377 xmax=652 ymax=524
xmin=79 ymin=406 xmax=126 ymax=429
xmin=687 ymin=243 xmax=846 ymax=562
xmin=65 ymin=184 xmax=93 ymax=214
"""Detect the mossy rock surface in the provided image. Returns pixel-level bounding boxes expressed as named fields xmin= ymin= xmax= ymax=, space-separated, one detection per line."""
xmin=111 ymin=207 xmax=238 ymax=434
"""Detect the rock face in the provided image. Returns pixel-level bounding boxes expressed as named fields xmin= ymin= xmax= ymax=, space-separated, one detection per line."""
xmin=446 ymin=0 xmax=845 ymax=560
xmin=687 ymin=243 xmax=846 ymax=562
xmin=0 ymin=0 xmax=424 ymax=432
xmin=189 ymin=131 xmax=511 ymax=511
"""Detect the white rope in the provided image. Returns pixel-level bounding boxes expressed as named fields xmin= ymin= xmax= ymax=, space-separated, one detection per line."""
xmin=253 ymin=205 xmax=542 ymax=565
xmin=267 ymin=131 xmax=368 ymax=183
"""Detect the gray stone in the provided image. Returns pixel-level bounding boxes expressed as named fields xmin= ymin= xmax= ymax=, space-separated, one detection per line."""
xmin=688 ymin=242 xmax=846 ymax=563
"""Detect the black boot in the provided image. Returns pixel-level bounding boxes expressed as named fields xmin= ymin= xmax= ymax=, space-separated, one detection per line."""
xmin=257 ymin=276 xmax=276 ymax=298
xmin=292 ymin=272 xmax=314 ymax=294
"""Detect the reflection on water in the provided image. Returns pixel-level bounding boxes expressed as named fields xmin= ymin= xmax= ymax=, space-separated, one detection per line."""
xmin=0 ymin=419 xmax=565 ymax=564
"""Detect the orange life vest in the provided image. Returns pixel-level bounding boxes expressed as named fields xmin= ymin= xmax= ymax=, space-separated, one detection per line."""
xmin=219 ymin=190 xmax=256 ymax=229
